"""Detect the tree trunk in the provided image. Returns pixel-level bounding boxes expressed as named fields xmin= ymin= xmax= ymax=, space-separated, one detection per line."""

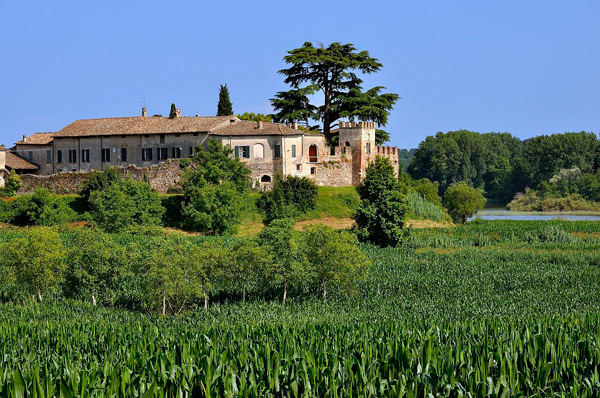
xmin=37 ymin=290 xmax=43 ymax=302
xmin=323 ymin=279 xmax=327 ymax=301
xmin=282 ymin=280 xmax=287 ymax=305
xmin=91 ymin=288 xmax=96 ymax=306
xmin=162 ymin=295 xmax=166 ymax=316
xmin=203 ymin=290 xmax=208 ymax=310
xmin=242 ymin=285 xmax=246 ymax=303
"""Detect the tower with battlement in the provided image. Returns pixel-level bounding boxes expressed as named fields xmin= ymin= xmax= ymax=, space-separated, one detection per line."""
xmin=338 ymin=121 xmax=376 ymax=184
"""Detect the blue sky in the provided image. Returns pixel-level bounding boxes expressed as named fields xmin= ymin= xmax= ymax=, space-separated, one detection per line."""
xmin=1 ymin=0 xmax=598 ymax=149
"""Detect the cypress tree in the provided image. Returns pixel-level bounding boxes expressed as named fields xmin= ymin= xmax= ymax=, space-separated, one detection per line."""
xmin=217 ymin=84 xmax=233 ymax=116
xmin=169 ymin=103 xmax=177 ymax=119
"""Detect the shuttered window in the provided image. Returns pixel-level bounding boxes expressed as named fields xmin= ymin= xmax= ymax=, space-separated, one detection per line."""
xmin=291 ymin=145 xmax=296 ymax=158
xmin=234 ymin=146 xmax=250 ymax=158
xmin=274 ymin=145 xmax=281 ymax=159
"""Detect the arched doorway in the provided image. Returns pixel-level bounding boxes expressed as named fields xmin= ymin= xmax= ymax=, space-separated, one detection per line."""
xmin=260 ymin=175 xmax=272 ymax=183
xmin=308 ymin=144 xmax=318 ymax=163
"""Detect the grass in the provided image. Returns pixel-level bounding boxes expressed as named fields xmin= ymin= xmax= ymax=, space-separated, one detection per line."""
xmin=2 ymin=221 xmax=600 ymax=395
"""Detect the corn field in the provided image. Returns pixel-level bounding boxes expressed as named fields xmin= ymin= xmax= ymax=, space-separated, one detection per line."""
xmin=1 ymin=220 xmax=600 ymax=396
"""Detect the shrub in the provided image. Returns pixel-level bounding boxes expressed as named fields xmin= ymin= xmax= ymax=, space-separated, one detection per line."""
xmin=444 ymin=182 xmax=486 ymax=224
xmin=0 ymin=171 xmax=21 ymax=197
xmin=87 ymin=178 xmax=164 ymax=233
xmin=11 ymin=188 xmax=77 ymax=226
xmin=79 ymin=168 xmax=121 ymax=209
xmin=257 ymin=175 xmax=318 ymax=224
xmin=354 ymin=156 xmax=410 ymax=247
xmin=181 ymin=182 xmax=241 ymax=235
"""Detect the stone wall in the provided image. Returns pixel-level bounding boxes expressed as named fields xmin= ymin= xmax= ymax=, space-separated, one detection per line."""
xmin=17 ymin=159 xmax=183 ymax=195
xmin=313 ymin=158 xmax=353 ymax=186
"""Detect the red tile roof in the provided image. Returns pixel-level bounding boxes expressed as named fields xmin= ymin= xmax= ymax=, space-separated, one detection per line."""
xmin=15 ymin=132 xmax=54 ymax=145
xmin=5 ymin=152 xmax=38 ymax=170
xmin=210 ymin=120 xmax=303 ymax=136
xmin=54 ymin=116 xmax=234 ymax=138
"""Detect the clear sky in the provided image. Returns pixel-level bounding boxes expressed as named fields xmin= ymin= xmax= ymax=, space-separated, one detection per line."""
xmin=1 ymin=0 xmax=598 ymax=149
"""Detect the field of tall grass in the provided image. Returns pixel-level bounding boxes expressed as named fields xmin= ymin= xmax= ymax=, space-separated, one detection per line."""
xmin=1 ymin=220 xmax=600 ymax=396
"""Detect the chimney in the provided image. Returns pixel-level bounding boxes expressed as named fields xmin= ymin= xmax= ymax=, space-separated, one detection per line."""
xmin=22 ymin=135 xmax=27 ymax=143
xmin=293 ymin=122 xmax=298 ymax=130
xmin=257 ymin=121 xmax=263 ymax=129
xmin=142 ymin=107 xmax=147 ymax=117
xmin=175 ymin=109 xmax=181 ymax=118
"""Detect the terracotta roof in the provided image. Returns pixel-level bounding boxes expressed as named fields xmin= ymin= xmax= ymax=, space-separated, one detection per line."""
xmin=5 ymin=152 xmax=38 ymax=170
xmin=210 ymin=120 xmax=304 ymax=136
xmin=15 ymin=132 xmax=54 ymax=145
xmin=54 ymin=116 xmax=234 ymax=138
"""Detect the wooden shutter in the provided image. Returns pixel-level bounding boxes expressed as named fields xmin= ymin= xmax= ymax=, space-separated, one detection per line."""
xmin=234 ymin=146 xmax=239 ymax=158
xmin=245 ymin=146 xmax=250 ymax=158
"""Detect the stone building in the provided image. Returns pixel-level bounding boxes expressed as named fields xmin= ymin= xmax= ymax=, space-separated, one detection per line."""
xmin=11 ymin=108 xmax=400 ymax=189
xmin=13 ymin=132 xmax=54 ymax=175
xmin=0 ymin=145 xmax=5 ymax=188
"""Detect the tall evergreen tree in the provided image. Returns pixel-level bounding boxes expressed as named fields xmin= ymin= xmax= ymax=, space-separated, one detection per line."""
xmin=217 ymin=84 xmax=233 ymax=116
xmin=271 ymin=42 xmax=399 ymax=144
xmin=169 ymin=103 xmax=177 ymax=119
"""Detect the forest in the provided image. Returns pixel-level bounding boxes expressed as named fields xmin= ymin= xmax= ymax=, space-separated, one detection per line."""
xmin=407 ymin=130 xmax=600 ymax=206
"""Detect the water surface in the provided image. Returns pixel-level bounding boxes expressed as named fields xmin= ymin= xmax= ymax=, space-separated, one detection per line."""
xmin=470 ymin=210 xmax=600 ymax=221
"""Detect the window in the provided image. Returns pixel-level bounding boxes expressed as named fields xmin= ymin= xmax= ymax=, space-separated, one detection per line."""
xmin=260 ymin=175 xmax=272 ymax=183
xmin=296 ymin=164 xmax=302 ymax=171
xmin=193 ymin=132 xmax=198 ymax=137
xmin=172 ymin=147 xmax=182 ymax=159
xmin=68 ymin=149 xmax=77 ymax=163
xmin=235 ymin=146 xmax=250 ymax=158
xmin=274 ymin=144 xmax=281 ymax=159
xmin=158 ymin=147 xmax=168 ymax=160
xmin=160 ymin=134 xmax=165 ymax=144
xmin=57 ymin=150 xmax=62 ymax=163
xmin=121 ymin=148 xmax=127 ymax=162
xmin=28 ymin=151 xmax=33 ymax=161
xmin=101 ymin=148 xmax=111 ymax=162
xmin=291 ymin=144 xmax=297 ymax=158
xmin=366 ymin=142 xmax=371 ymax=154
xmin=253 ymin=143 xmax=264 ymax=159
xmin=46 ymin=150 xmax=51 ymax=164
xmin=311 ymin=167 xmax=316 ymax=175
xmin=81 ymin=149 xmax=90 ymax=163
xmin=142 ymin=148 xmax=153 ymax=161
xmin=308 ymin=144 xmax=318 ymax=163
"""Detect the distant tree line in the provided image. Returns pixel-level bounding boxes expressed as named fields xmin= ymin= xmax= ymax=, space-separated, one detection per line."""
xmin=407 ymin=130 xmax=600 ymax=202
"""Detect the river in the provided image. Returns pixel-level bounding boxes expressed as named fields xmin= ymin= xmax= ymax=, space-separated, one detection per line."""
xmin=469 ymin=209 xmax=600 ymax=221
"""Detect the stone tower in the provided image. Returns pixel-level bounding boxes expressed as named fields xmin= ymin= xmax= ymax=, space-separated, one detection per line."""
xmin=338 ymin=121 xmax=376 ymax=185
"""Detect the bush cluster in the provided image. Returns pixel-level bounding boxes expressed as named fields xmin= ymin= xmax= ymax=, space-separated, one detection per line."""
xmin=0 ymin=223 xmax=370 ymax=313
xmin=256 ymin=175 xmax=318 ymax=224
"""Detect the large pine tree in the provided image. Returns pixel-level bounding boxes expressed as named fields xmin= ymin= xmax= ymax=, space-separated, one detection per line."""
xmin=271 ymin=42 xmax=399 ymax=144
xmin=217 ymin=84 xmax=233 ymax=116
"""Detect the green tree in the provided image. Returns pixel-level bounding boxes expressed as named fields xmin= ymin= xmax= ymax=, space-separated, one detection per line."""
xmin=181 ymin=139 xmax=251 ymax=193
xmin=190 ymin=243 xmax=229 ymax=309
xmin=146 ymin=238 xmax=198 ymax=315
xmin=355 ymin=156 xmax=409 ymax=247
xmin=304 ymin=225 xmax=370 ymax=300
xmin=181 ymin=182 xmax=241 ymax=235
xmin=271 ymin=42 xmax=399 ymax=143
xmin=444 ymin=181 xmax=486 ymax=224
xmin=258 ymin=218 xmax=308 ymax=304
xmin=237 ymin=112 xmax=274 ymax=123
xmin=1 ymin=227 xmax=65 ymax=301
xmin=64 ymin=229 xmax=124 ymax=306
xmin=0 ymin=170 xmax=21 ymax=197
xmin=217 ymin=84 xmax=234 ymax=116
xmin=375 ymin=129 xmax=391 ymax=146
xmin=169 ymin=103 xmax=177 ymax=119
xmin=223 ymin=239 xmax=268 ymax=302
